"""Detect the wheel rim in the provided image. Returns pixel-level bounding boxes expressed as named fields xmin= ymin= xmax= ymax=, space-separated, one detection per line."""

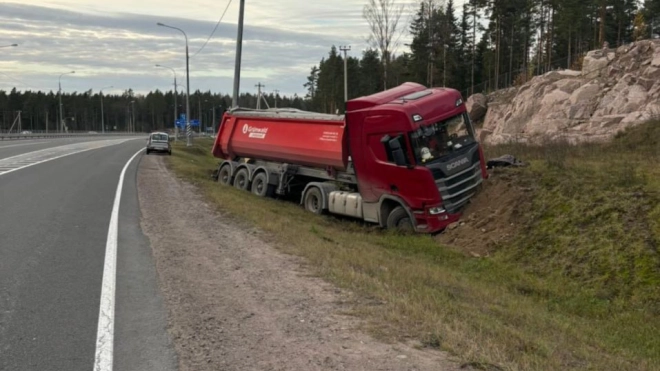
xmin=307 ymin=194 xmax=320 ymax=212
xmin=256 ymin=180 xmax=264 ymax=194
xmin=397 ymin=217 xmax=413 ymax=231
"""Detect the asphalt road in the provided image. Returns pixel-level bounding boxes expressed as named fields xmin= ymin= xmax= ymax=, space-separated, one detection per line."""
xmin=0 ymin=137 xmax=177 ymax=371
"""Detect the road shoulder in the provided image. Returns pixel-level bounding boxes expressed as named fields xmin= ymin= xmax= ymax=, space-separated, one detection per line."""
xmin=137 ymin=154 xmax=463 ymax=371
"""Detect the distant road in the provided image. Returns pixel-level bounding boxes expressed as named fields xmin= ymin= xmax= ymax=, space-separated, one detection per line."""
xmin=0 ymin=137 xmax=177 ymax=371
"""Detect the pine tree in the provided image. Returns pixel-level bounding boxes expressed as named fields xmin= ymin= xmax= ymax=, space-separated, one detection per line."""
xmin=633 ymin=11 xmax=649 ymax=40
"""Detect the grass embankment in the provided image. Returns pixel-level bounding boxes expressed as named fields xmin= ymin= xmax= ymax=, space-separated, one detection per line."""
xmin=166 ymin=122 xmax=660 ymax=371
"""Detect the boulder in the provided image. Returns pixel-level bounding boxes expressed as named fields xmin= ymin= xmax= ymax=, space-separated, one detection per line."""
xmin=481 ymin=40 xmax=659 ymax=146
xmin=466 ymin=93 xmax=488 ymax=122
xmin=582 ymin=50 xmax=609 ymax=79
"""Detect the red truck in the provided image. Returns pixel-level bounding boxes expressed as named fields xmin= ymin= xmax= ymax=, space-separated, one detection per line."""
xmin=212 ymin=82 xmax=487 ymax=233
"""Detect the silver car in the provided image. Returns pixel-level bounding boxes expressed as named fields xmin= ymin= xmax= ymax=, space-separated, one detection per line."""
xmin=146 ymin=132 xmax=172 ymax=155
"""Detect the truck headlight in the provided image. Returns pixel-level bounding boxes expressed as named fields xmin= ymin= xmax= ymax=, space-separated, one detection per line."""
xmin=428 ymin=207 xmax=445 ymax=215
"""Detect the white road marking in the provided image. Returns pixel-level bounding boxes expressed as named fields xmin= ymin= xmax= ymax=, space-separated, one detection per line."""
xmin=94 ymin=148 xmax=144 ymax=371
xmin=0 ymin=139 xmax=138 ymax=176
xmin=0 ymin=141 xmax=51 ymax=149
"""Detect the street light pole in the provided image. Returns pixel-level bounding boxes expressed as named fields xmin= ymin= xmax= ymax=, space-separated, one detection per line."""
xmin=156 ymin=64 xmax=178 ymax=142
xmin=58 ymin=71 xmax=75 ymax=133
xmin=232 ymin=0 xmax=246 ymax=108
xmin=99 ymin=86 xmax=113 ymax=134
xmin=339 ymin=46 xmax=351 ymax=103
xmin=126 ymin=101 xmax=135 ymax=133
xmin=158 ymin=22 xmax=192 ymax=146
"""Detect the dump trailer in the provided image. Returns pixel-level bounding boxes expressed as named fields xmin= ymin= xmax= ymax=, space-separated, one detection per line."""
xmin=212 ymin=82 xmax=488 ymax=233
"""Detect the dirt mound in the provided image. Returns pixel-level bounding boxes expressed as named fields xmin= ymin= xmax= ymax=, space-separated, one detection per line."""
xmin=436 ymin=169 xmax=529 ymax=257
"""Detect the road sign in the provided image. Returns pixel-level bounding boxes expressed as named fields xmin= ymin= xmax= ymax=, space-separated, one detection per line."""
xmin=175 ymin=119 xmax=200 ymax=128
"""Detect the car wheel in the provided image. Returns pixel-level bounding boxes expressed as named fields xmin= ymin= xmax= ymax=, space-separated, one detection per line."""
xmin=233 ymin=168 xmax=250 ymax=191
xmin=146 ymin=149 xmax=150 ymax=155
xmin=386 ymin=206 xmax=414 ymax=232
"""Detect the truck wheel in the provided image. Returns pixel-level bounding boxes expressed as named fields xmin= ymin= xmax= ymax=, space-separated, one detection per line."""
xmin=304 ymin=187 xmax=324 ymax=215
xmin=233 ymin=168 xmax=250 ymax=191
xmin=217 ymin=165 xmax=232 ymax=185
xmin=386 ymin=206 xmax=413 ymax=232
xmin=251 ymin=172 xmax=274 ymax=197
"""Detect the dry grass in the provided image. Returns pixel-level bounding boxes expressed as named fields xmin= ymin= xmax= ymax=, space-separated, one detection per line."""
xmin=166 ymin=123 xmax=660 ymax=371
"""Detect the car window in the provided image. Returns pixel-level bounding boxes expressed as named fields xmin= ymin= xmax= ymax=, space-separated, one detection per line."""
xmin=151 ymin=134 xmax=168 ymax=142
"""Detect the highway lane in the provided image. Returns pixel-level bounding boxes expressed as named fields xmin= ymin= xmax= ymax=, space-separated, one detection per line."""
xmin=0 ymin=136 xmax=146 ymax=160
xmin=0 ymin=139 xmax=177 ymax=371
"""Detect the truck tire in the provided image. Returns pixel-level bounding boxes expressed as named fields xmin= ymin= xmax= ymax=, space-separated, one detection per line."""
xmin=303 ymin=187 xmax=324 ymax=215
xmin=217 ymin=165 xmax=232 ymax=185
xmin=251 ymin=172 xmax=274 ymax=197
xmin=233 ymin=168 xmax=250 ymax=191
xmin=386 ymin=206 xmax=413 ymax=232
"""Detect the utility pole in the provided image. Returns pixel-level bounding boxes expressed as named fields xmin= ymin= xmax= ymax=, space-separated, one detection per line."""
xmin=443 ymin=44 xmax=448 ymax=86
xmin=156 ymin=64 xmax=178 ymax=141
xmin=198 ymin=98 xmax=202 ymax=133
xmin=99 ymin=86 xmax=113 ymax=134
xmin=273 ymin=89 xmax=279 ymax=108
xmin=255 ymin=83 xmax=265 ymax=109
xmin=58 ymin=71 xmax=75 ymax=133
xmin=232 ymin=0 xmax=246 ymax=108
xmin=339 ymin=46 xmax=351 ymax=103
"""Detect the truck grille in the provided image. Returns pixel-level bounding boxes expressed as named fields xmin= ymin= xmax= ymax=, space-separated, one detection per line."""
xmin=435 ymin=161 xmax=483 ymax=214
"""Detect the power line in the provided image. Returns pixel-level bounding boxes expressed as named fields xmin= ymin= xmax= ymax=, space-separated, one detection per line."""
xmin=192 ymin=0 xmax=233 ymax=57
xmin=0 ymin=71 xmax=35 ymax=90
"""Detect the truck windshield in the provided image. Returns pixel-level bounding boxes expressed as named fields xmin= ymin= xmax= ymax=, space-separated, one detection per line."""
xmin=409 ymin=113 xmax=476 ymax=165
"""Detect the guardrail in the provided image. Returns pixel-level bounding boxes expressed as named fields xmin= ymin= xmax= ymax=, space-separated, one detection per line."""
xmin=0 ymin=132 xmax=146 ymax=141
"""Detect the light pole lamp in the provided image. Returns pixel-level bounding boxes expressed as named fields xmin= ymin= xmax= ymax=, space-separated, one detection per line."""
xmin=157 ymin=22 xmax=191 ymax=147
xmin=99 ymin=85 xmax=113 ymax=134
xmin=58 ymin=71 xmax=75 ymax=133
xmin=156 ymin=64 xmax=178 ymax=141
xmin=0 ymin=44 xmax=18 ymax=48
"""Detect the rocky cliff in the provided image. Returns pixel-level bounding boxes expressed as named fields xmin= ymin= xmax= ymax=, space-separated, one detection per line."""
xmin=470 ymin=39 xmax=660 ymax=145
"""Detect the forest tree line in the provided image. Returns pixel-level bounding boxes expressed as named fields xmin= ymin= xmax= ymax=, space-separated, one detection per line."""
xmin=305 ymin=0 xmax=659 ymax=113
xmin=2 ymin=0 xmax=658 ymax=131
xmin=0 ymin=88 xmax=308 ymax=133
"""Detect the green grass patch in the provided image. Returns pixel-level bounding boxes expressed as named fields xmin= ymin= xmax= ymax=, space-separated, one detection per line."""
xmin=165 ymin=123 xmax=660 ymax=370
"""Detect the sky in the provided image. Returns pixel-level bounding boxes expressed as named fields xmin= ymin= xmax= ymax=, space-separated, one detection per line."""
xmin=0 ymin=0 xmax=424 ymax=97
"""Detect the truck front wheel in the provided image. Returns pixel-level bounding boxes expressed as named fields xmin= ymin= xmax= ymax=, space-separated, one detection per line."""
xmin=386 ymin=206 xmax=413 ymax=232
xmin=233 ymin=168 xmax=250 ymax=191
xmin=251 ymin=172 xmax=275 ymax=197
xmin=303 ymin=187 xmax=324 ymax=215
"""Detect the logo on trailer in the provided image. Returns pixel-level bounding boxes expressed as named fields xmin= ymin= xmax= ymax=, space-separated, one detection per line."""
xmin=446 ymin=157 xmax=469 ymax=171
xmin=242 ymin=123 xmax=269 ymax=139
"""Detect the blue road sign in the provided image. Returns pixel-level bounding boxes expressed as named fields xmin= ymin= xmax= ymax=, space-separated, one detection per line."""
xmin=175 ymin=119 xmax=200 ymax=128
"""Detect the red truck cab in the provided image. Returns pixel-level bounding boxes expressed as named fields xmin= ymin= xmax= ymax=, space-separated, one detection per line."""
xmin=345 ymin=82 xmax=488 ymax=232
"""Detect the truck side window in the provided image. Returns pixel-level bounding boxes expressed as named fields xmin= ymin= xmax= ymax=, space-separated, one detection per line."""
xmin=382 ymin=135 xmax=410 ymax=164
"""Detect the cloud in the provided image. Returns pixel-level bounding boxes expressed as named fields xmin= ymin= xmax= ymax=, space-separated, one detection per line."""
xmin=0 ymin=1 xmax=419 ymax=97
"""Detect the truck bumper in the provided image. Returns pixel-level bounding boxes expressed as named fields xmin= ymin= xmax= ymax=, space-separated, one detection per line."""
xmin=414 ymin=212 xmax=462 ymax=234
